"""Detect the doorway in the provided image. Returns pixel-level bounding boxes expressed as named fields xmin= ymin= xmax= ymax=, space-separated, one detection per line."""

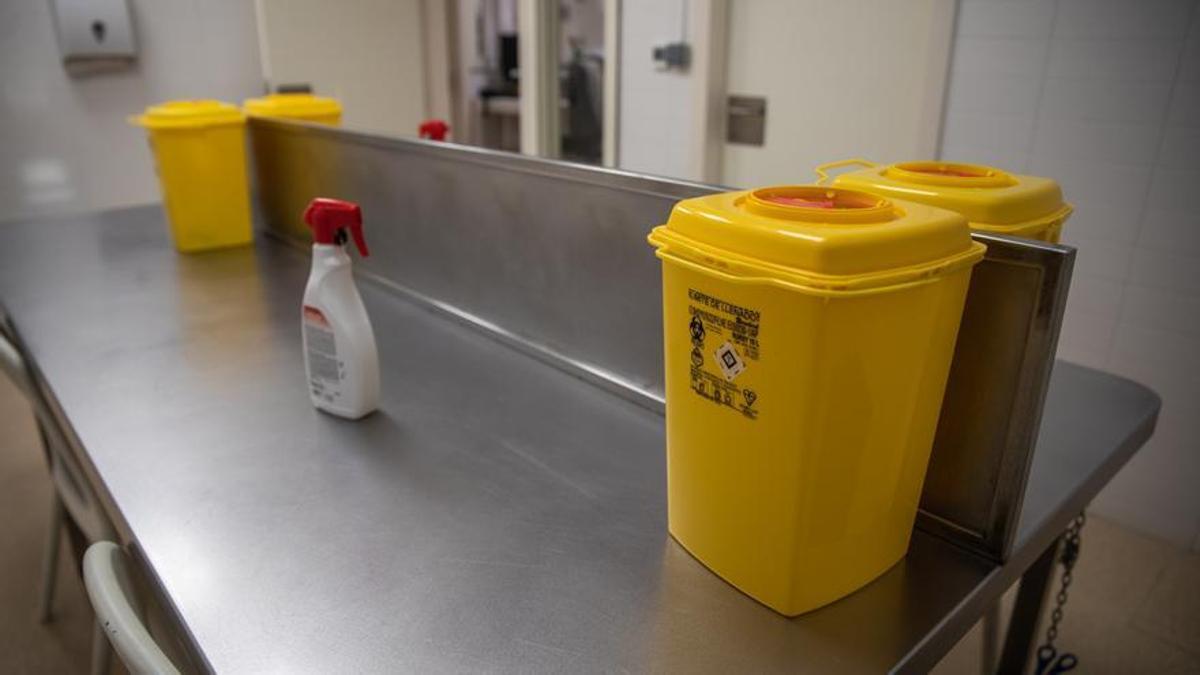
xmin=448 ymin=0 xmax=616 ymax=165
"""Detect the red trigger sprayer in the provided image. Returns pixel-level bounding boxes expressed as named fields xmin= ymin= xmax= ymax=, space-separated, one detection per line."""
xmin=304 ymin=197 xmax=370 ymax=256
xmin=300 ymin=198 xmax=379 ymax=419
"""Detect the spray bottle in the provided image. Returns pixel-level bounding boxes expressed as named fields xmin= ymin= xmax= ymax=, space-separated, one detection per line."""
xmin=301 ymin=198 xmax=379 ymax=419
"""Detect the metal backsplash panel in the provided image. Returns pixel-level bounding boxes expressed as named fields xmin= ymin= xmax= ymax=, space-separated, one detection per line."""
xmin=249 ymin=119 xmax=1074 ymax=563
xmin=919 ymin=234 xmax=1074 ymax=561
xmin=249 ymin=117 xmax=716 ymax=403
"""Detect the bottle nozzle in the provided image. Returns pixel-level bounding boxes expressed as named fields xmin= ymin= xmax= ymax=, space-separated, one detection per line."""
xmin=303 ymin=198 xmax=369 ymax=257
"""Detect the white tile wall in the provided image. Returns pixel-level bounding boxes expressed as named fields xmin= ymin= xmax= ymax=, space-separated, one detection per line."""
xmin=1039 ymin=78 xmax=1174 ymax=124
xmin=957 ymin=0 xmax=1057 ymax=39
xmin=0 ymin=0 xmax=262 ymax=222
xmin=943 ymin=0 xmax=1200 ymax=548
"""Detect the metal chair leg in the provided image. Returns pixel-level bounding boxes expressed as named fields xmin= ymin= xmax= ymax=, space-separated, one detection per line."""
xmin=37 ymin=492 xmax=65 ymax=623
xmin=982 ymin=602 xmax=1000 ymax=674
xmin=90 ymin=619 xmax=112 ymax=675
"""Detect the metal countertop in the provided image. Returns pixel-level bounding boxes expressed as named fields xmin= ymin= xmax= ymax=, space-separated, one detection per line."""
xmin=0 ymin=206 xmax=1160 ymax=673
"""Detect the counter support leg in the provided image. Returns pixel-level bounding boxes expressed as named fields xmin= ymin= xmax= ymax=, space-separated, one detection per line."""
xmin=981 ymin=602 xmax=1000 ymax=674
xmin=37 ymin=492 xmax=64 ymax=622
xmin=997 ymin=538 xmax=1060 ymax=675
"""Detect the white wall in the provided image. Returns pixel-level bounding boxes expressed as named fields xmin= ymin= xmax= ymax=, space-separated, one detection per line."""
xmin=617 ymin=0 xmax=699 ymax=180
xmin=0 ymin=0 xmax=262 ymax=222
xmin=942 ymin=0 xmax=1200 ymax=549
xmin=721 ymin=0 xmax=957 ymax=187
xmin=255 ymin=0 xmax=426 ymax=137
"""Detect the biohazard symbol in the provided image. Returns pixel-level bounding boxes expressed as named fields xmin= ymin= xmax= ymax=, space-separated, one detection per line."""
xmin=741 ymin=388 xmax=759 ymax=419
xmin=688 ymin=315 xmax=705 ymax=346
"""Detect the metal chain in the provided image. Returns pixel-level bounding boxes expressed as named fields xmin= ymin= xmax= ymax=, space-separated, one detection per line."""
xmin=1034 ymin=514 xmax=1087 ymax=674
xmin=1044 ymin=512 xmax=1086 ymax=647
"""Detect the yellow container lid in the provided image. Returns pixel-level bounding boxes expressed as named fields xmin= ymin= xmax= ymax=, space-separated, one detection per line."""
xmin=817 ymin=159 xmax=1071 ymax=229
xmin=243 ymin=93 xmax=342 ymax=119
xmin=131 ymin=100 xmax=244 ymax=130
xmin=649 ymin=186 xmax=985 ymax=293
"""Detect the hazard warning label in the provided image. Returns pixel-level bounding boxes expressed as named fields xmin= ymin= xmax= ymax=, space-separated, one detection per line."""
xmin=686 ymin=288 xmax=759 ymax=419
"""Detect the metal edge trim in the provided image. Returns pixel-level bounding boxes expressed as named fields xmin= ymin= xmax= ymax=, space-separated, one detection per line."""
xmin=248 ymin=117 xmax=725 ymax=201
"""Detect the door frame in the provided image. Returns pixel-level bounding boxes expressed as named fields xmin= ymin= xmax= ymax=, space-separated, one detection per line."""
xmin=518 ymin=0 xmax=622 ymax=165
xmin=688 ymin=0 xmax=728 ymax=184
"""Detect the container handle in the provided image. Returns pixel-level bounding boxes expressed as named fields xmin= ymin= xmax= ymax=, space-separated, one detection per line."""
xmin=813 ymin=158 xmax=878 ymax=185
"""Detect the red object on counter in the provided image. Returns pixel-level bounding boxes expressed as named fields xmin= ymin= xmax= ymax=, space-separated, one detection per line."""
xmin=419 ymin=119 xmax=450 ymax=141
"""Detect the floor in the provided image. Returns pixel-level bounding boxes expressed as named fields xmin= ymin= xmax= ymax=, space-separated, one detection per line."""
xmin=0 ymin=376 xmax=1197 ymax=674
xmin=931 ymin=516 xmax=1200 ymax=674
xmin=0 ymin=370 xmax=94 ymax=671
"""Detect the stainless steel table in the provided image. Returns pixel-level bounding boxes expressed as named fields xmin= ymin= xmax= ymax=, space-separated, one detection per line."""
xmin=0 ymin=206 xmax=1159 ymax=674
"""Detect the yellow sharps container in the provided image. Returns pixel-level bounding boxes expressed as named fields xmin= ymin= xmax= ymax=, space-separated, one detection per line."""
xmin=648 ymin=186 xmax=986 ymax=616
xmin=815 ymin=159 xmax=1073 ymax=242
xmin=132 ymin=100 xmax=253 ymax=252
xmin=243 ymin=93 xmax=342 ymax=125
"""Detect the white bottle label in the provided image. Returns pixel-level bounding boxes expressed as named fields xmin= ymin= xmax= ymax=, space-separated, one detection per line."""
xmin=303 ymin=305 xmax=342 ymax=403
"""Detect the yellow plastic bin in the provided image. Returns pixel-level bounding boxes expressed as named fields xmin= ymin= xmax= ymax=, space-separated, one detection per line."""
xmin=132 ymin=100 xmax=253 ymax=252
xmin=243 ymin=93 xmax=342 ymax=125
xmin=647 ymin=186 xmax=986 ymax=616
xmin=815 ymin=159 xmax=1073 ymax=243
